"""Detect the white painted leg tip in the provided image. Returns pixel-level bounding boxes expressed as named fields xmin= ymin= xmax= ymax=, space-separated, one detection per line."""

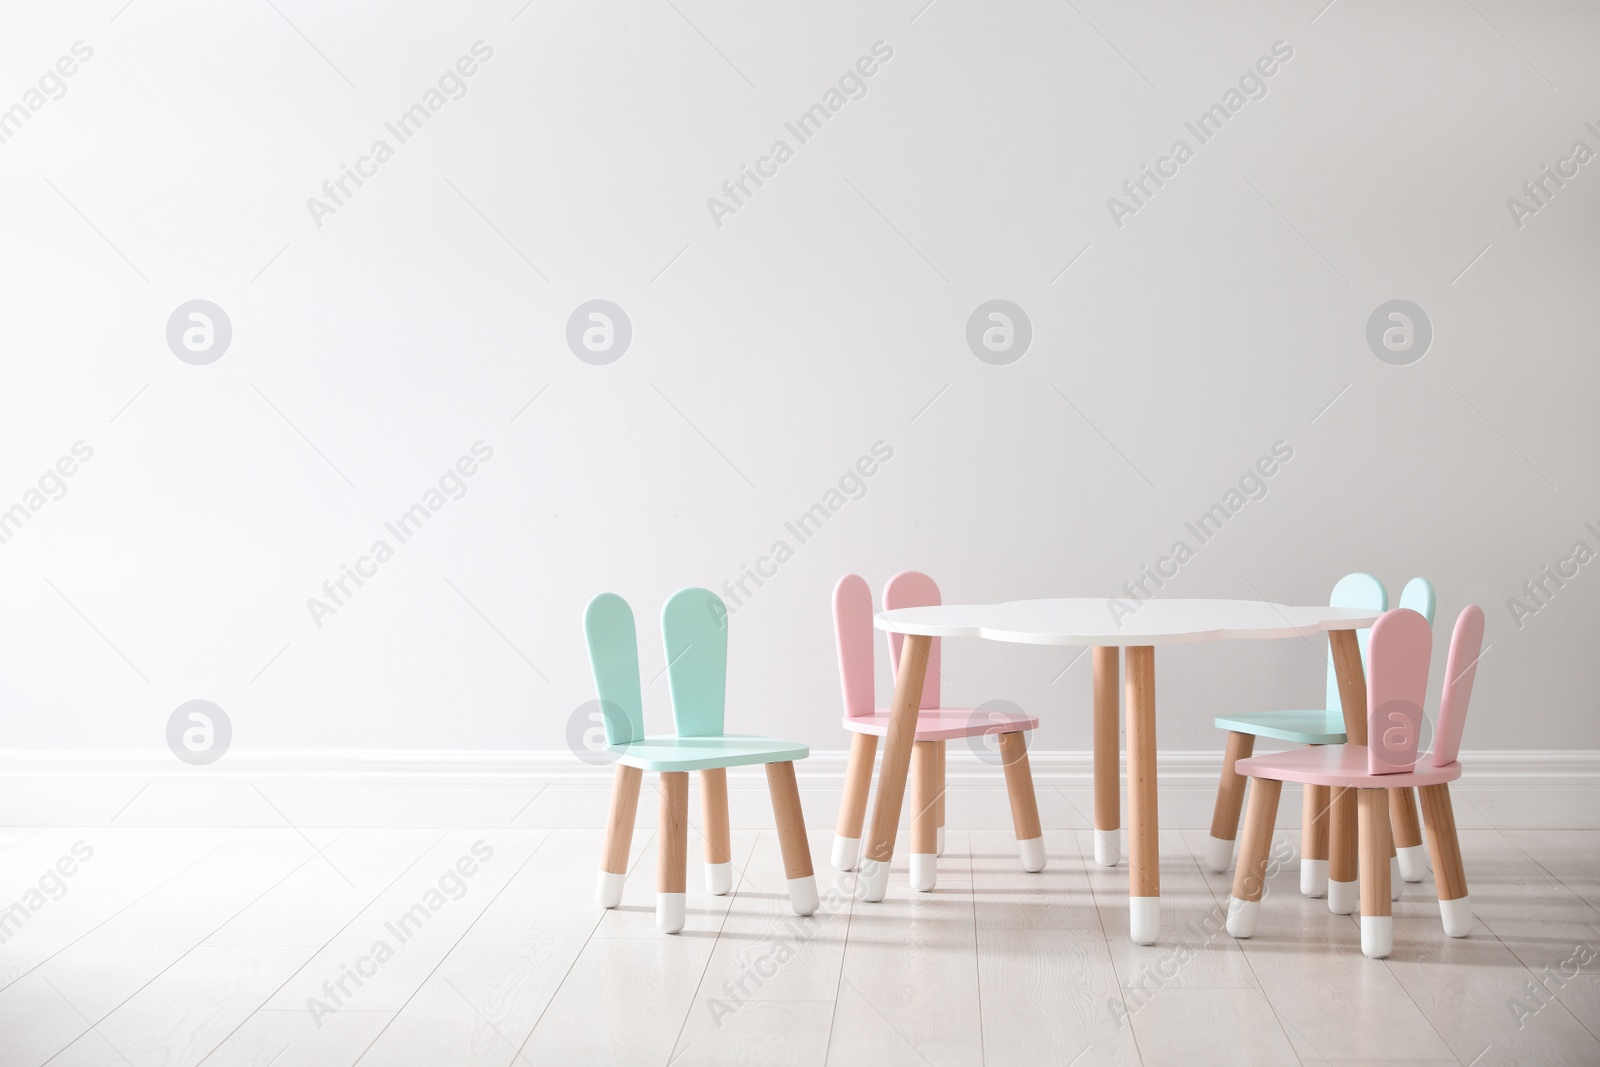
xmin=1397 ymin=844 xmax=1427 ymax=883
xmin=1327 ymin=879 xmax=1357 ymax=915
xmin=1440 ymin=896 xmax=1474 ymax=938
xmin=831 ymin=835 xmax=860 ymax=872
xmin=705 ymin=861 xmax=732 ymax=896
xmin=936 ymin=826 xmax=945 ymax=857
xmin=910 ymin=853 xmax=937 ymax=892
xmin=656 ymin=892 xmax=686 ymax=934
xmin=1018 ymin=836 xmax=1046 ymax=873
xmin=1301 ymin=859 xmax=1328 ymax=899
xmin=1130 ymin=897 xmax=1160 ymax=945
xmin=788 ymin=875 xmax=819 ymax=916
xmin=1390 ymin=857 xmax=1403 ymax=901
xmin=1094 ymin=828 xmax=1120 ymax=868
xmin=1203 ymin=835 xmax=1234 ymax=873
xmin=1226 ymin=897 xmax=1259 ymax=939
xmin=595 ymin=871 xmax=625 ymax=909
xmin=860 ymin=859 xmax=890 ymax=903
xmin=1361 ymin=915 xmax=1394 ymax=958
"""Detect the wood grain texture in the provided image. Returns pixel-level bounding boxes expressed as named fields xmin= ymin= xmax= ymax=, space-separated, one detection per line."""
xmin=1301 ymin=783 xmax=1330 ymax=861
xmin=701 ymin=768 xmax=731 ymax=866
xmin=1209 ymin=731 xmax=1256 ymax=841
xmin=766 ymin=762 xmax=813 ymax=880
xmin=1093 ymin=645 xmax=1121 ymax=835
xmin=1125 ymin=645 xmax=1159 ymax=899
xmin=1390 ymin=785 xmax=1423 ymax=849
xmin=604 ymin=765 xmax=643 ymax=875
xmin=998 ymin=732 xmax=1042 ymax=843
xmin=911 ymin=741 xmax=937 ymax=855
xmin=659 ymin=772 xmax=689 ymax=893
xmin=836 ymin=733 xmax=877 ymax=839
xmin=1233 ymin=777 xmax=1281 ymax=903
xmin=1358 ymin=788 xmax=1392 ymax=919
xmin=864 ymin=633 xmax=931 ymax=866
xmin=1419 ymin=784 xmax=1467 ymax=901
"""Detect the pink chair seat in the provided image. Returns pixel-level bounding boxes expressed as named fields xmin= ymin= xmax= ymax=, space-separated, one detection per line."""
xmin=840 ymin=706 xmax=1039 ymax=741
xmin=1235 ymin=745 xmax=1462 ymax=789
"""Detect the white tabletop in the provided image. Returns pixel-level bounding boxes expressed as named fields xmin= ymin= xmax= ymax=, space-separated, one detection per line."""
xmin=874 ymin=597 xmax=1381 ymax=647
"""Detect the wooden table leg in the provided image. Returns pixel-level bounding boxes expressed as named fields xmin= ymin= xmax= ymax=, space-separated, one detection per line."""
xmin=1093 ymin=646 xmax=1121 ymax=867
xmin=1327 ymin=627 xmax=1376 ymax=911
xmin=861 ymin=632 xmax=931 ymax=902
xmin=1126 ymin=645 xmax=1159 ymax=944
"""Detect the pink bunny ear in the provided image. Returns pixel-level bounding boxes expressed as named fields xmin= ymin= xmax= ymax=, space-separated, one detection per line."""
xmin=1366 ymin=609 xmax=1432 ymax=775
xmin=833 ymin=575 xmax=875 ymax=719
xmin=1431 ymin=605 xmax=1486 ymax=767
xmin=883 ymin=571 xmax=942 ymax=709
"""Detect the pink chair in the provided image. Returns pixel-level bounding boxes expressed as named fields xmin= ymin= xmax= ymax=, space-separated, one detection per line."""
xmin=1225 ymin=605 xmax=1485 ymax=958
xmin=831 ymin=572 xmax=1045 ymax=891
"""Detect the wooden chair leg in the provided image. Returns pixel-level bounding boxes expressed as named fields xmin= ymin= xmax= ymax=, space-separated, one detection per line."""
xmin=1327 ymin=786 xmax=1358 ymax=914
xmin=833 ymin=733 xmax=877 ymax=871
xmin=998 ymin=731 xmax=1045 ymax=873
xmin=658 ymin=771 xmax=689 ymax=933
xmin=767 ymin=761 xmax=819 ymax=916
xmin=1227 ymin=775 xmax=1281 ymax=937
xmin=1301 ymin=783 xmax=1330 ymax=898
xmin=1205 ymin=731 xmax=1255 ymax=872
xmin=597 ymin=764 xmax=642 ymax=907
xmin=910 ymin=741 xmax=938 ymax=891
xmin=1391 ymin=786 xmax=1426 ymax=882
xmin=701 ymin=768 xmax=732 ymax=896
xmin=862 ymin=633 xmax=931 ymax=902
xmin=1358 ymin=788 xmax=1393 ymax=957
xmin=1092 ymin=645 xmax=1121 ymax=867
xmin=1419 ymin=783 xmax=1472 ymax=937
xmin=935 ymin=740 xmax=947 ymax=857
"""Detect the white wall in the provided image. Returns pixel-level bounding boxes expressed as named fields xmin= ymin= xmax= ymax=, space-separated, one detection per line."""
xmin=1 ymin=0 xmax=1596 ymax=762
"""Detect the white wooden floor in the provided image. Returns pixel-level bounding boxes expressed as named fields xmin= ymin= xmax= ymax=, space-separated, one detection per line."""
xmin=1 ymin=803 xmax=1597 ymax=1066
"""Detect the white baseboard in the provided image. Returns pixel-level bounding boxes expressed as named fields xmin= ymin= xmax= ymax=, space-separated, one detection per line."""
xmin=2 ymin=749 xmax=1594 ymax=828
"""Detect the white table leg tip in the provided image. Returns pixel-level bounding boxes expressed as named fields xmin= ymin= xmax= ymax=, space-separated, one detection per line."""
xmin=936 ymin=826 xmax=945 ymax=857
xmin=1130 ymin=897 xmax=1160 ymax=945
xmin=1397 ymin=844 xmax=1427 ymax=883
xmin=656 ymin=892 xmax=686 ymax=934
xmin=1093 ymin=828 xmax=1120 ymax=868
xmin=1390 ymin=856 xmax=1402 ymax=901
xmin=595 ymin=871 xmax=624 ymax=909
xmin=1440 ymin=896 xmax=1474 ymax=938
xmin=1300 ymin=859 xmax=1328 ymax=898
xmin=705 ymin=861 xmax=732 ymax=896
xmin=860 ymin=859 xmax=890 ymax=903
xmin=910 ymin=853 xmax=937 ymax=892
xmin=1203 ymin=835 xmax=1234 ymax=873
xmin=1327 ymin=879 xmax=1357 ymax=915
xmin=1225 ymin=897 xmax=1258 ymax=938
xmin=830 ymin=835 xmax=860 ymax=873
xmin=788 ymin=875 xmax=819 ymax=916
xmin=1018 ymin=836 xmax=1046 ymax=873
xmin=1361 ymin=915 xmax=1393 ymax=958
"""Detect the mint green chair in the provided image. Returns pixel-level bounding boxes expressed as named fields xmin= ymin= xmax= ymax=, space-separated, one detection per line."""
xmin=585 ymin=588 xmax=818 ymax=933
xmin=1204 ymin=573 xmax=1387 ymax=894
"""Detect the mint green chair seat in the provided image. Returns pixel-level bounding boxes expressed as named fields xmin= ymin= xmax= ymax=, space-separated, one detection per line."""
xmin=585 ymin=587 xmax=818 ymax=934
xmin=609 ymin=735 xmax=809 ymax=772
xmin=1211 ymin=708 xmax=1346 ymax=745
